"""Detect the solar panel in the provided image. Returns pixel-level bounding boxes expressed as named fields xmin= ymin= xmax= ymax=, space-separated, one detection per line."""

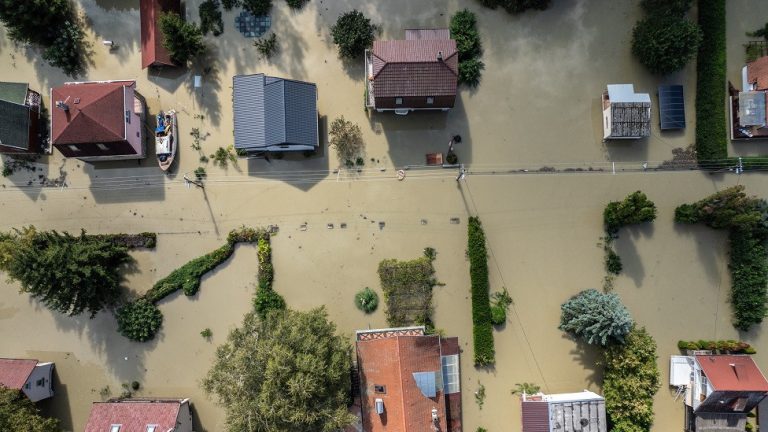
xmin=658 ymin=85 xmax=686 ymax=130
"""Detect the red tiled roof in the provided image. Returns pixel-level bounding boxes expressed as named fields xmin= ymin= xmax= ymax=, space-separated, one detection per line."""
xmin=372 ymin=39 xmax=458 ymax=98
xmin=357 ymin=333 xmax=449 ymax=432
xmin=748 ymin=56 xmax=768 ymax=91
xmin=405 ymin=29 xmax=451 ymax=41
xmin=0 ymin=359 xmax=37 ymax=390
xmin=696 ymin=355 xmax=768 ymax=392
xmin=140 ymin=0 xmax=180 ymax=68
xmin=50 ymin=81 xmax=131 ymax=145
xmin=84 ymin=400 xmax=183 ymax=432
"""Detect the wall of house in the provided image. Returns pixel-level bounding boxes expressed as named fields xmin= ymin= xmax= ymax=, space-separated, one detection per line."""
xmin=602 ymin=106 xmax=612 ymax=139
xmin=124 ymin=85 xmax=144 ymax=157
xmin=375 ymin=95 xmax=455 ymax=110
xmin=54 ymin=140 xmax=136 ymax=160
xmin=175 ymin=400 xmax=193 ymax=432
xmin=22 ymin=362 xmax=54 ymax=402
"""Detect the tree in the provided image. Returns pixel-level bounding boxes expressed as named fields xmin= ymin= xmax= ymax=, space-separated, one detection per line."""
xmin=116 ymin=299 xmax=163 ymax=342
xmin=477 ymin=0 xmax=551 ymax=14
xmin=603 ymin=191 xmax=657 ymax=236
xmin=329 ymin=116 xmax=364 ymax=166
xmin=285 ymin=0 xmax=309 ymax=9
xmin=559 ymin=289 xmax=633 ymax=346
xmin=199 ymin=0 xmax=224 ymax=36
xmin=0 ymin=227 xmax=130 ymax=317
xmin=641 ymin=0 xmax=692 ymax=17
xmin=330 ymin=10 xmax=375 ymax=59
xmin=603 ymin=327 xmax=660 ymax=431
xmin=202 ymin=308 xmax=355 ymax=432
xmin=242 ymin=0 xmax=272 ymax=16
xmin=42 ymin=20 xmax=87 ymax=77
xmin=254 ymin=33 xmax=278 ymax=58
xmin=221 ymin=0 xmax=241 ymax=9
xmin=459 ymin=58 xmax=485 ymax=87
xmin=0 ymin=386 xmax=60 ymax=432
xmin=632 ymin=16 xmax=702 ymax=75
xmin=674 ymin=185 xmax=768 ymax=233
xmin=450 ymin=9 xmax=481 ymax=60
xmin=159 ymin=12 xmax=206 ymax=66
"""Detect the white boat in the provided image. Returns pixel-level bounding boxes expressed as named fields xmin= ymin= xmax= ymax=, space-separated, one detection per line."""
xmin=155 ymin=110 xmax=177 ymax=172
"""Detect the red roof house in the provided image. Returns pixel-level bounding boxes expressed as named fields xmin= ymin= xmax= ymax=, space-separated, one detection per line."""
xmin=365 ymin=29 xmax=458 ymax=113
xmin=84 ymin=398 xmax=193 ymax=432
xmin=140 ymin=0 xmax=180 ymax=69
xmin=0 ymin=358 xmax=55 ymax=402
xmin=355 ymin=326 xmax=462 ymax=432
xmin=747 ymin=55 xmax=768 ymax=92
xmin=50 ymin=80 xmax=145 ymax=161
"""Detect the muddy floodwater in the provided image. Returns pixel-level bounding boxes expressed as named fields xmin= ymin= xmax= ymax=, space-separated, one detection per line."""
xmin=2 ymin=0 xmax=768 ymax=431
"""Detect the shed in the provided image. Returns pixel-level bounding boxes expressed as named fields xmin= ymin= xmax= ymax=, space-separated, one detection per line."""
xmin=659 ymin=85 xmax=686 ymax=130
xmin=140 ymin=0 xmax=181 ymax=68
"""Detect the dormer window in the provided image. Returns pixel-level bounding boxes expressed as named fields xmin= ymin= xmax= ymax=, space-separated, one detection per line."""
xmin=374 ymin=384 xmax=386 ymax=394
xmin=146 ymin=425 xmax=158 ymax=432
xmin=110 ymin=425 xmax=121 ymax=432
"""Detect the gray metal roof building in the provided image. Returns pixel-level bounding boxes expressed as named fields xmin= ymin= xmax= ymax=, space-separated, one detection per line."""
xmin=233 ymin=74 xmax=318 ymax=152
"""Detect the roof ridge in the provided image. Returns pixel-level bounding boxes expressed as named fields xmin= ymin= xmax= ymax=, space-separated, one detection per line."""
xmin=396 ymin=336 xmax=407 ymax=431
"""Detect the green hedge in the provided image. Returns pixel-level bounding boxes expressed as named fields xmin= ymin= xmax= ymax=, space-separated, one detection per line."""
xmin=677 ymin=339 xmax=756 ymax=353
xmin=468 ymin=217 xmax=495 ymax=366
xmin=116 ymin=299 xmax=163 ymax=342
xmin=253 ymin=236 xmax=285 ymax=319
xmin=695 ymin=0 xmax=728 ymax=166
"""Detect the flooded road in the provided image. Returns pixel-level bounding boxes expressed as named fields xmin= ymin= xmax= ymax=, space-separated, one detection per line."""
xmin=1 ymin=0 xmax=768 ymax=431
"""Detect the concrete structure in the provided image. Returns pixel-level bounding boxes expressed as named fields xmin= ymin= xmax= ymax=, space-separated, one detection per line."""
xmin=50 ymin=80 xmax=145 ymax=161
xmin=140 ymin=0 xmax=180 ymax=68
xmin=355 ymin=326 xmax=462 ymax=432
xmin=0 ymin=358 xmax=54 ymax=402
xmin=84 ymin=398 xmax=193 ymax=432
xmin=670 ymin=354 xmax=768 ymax=431
xmin=601 ymin=84 xmax=651 ymax=139
xmin=0 ymin=82 xmax=43 ymax=154
xmin=233 ymin=74 xmax=318 ymax=153
xmin=521 ymin=390 xmax=607 ymax=432
xmin=365 ymin=29 xmax=458 ymax=114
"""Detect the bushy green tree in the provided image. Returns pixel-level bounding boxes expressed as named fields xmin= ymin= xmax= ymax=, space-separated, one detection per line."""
xmin=329 ymin=116 xmax=364 ymax=165
xmin=559 ymin=289 xmax=633 ymax=346
xmin=354 ymin=287 xmax=379 ymax=313
xmin=116 ymin=299 xmax=163 ymax=342
xmin=477 ymin=0 xmax=550 ymax=14
xmin=603 ymin=327 xmax=660 ymax=431
xmin=159 ymin=12 xmax=206 ymax=66
xmin=199 ymin=0 xmax=224 ymax=36
xmin=450 ymin=9 xmax=481 ymax=60
xmin=42 ymin=20 xmax=87 ymax=77
xmin=640 ymin=0 xmax=692 ymax=17
xmin=603 ymin=191 xmax=657 ymax=236
xmin=330 ymin=10 xmax=375 ymax=59
xmin=202 ymin=308 xmax=355 ymax=432
xmin=674 ymin=185 xmax=768 ymax=233
xmin=0 ymin=227 xmax=130 ymax=317
xmin=459 ymin=58 xmax=485 ymax=87
xmin=632 ymin=16 xmax=702 ymax=75
xmin=0 ymin=387 xmax=59 ymax=432
xmin=243 ymin=0 xmax=272 ymax=16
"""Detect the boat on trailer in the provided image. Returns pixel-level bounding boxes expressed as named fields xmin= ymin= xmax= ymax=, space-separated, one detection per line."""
xmin=156 ymin=110 xmax=177 ymax=172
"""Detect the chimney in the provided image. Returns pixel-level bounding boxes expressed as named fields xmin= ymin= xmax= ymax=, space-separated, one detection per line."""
xmin=437 ymin=51 xmax=443 ymax=61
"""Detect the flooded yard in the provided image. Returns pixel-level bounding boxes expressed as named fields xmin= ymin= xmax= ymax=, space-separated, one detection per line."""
xmin=1 ymin=0 xmax=768 ymax=431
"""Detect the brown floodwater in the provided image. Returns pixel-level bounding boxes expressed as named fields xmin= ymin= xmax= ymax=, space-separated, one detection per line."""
xmin=2 ymin=0 xmax=768 ymax=431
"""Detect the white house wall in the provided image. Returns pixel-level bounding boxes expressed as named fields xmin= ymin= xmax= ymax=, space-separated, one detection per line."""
xmin=123 ymin=85 xmax=143 ymax=157
xmin=175 ymin=399 xmax=193 ymax=432
xmin=22 ymin=363 xmax=54 ymax=402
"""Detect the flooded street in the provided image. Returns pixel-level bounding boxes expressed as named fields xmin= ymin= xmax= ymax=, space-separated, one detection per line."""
xmin=2 ymin=0 xmax=768 ymax=431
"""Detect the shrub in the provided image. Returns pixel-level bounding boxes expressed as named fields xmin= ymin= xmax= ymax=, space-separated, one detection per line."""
xmin=632 ymin=16 xmax=702 ymax=75
xmin=675 ymin=186 xmax=768 ymax=330
xmin=450 ymin=9 xmax=481 ymax=60
xmin=254 ymin=33 xmax=278 ymax=58
xmin=331 ymin=10 xmax=375 ymax=59
xmin=159 ymin=12 xmax=206 ymax=66
xmin=194 ymin=167 xmax=207 ymax=180
xmin=511 ymin=382 xmax=541 ymax=395
xmin=243 ymin=0 xmax=272 ymax=16
xmin=145 ymin=243 xmax=235 ymax=302
xmin=116 ymin=299 xmax=163 ymax=342
xmin=695 ymin=0 xmax=728 ymax=165
xmin=211 ymin=146 xmax=237 ymax=167
xmin=603 ymin=191 xmax=657 ymax=235
xmin=605 ymin=248 xmax=623 ymax=275
xmin=603 ymin=327 xmax=660 ymax=432
xmin=253 ymin=288 xmax=285 ymax=319
xmin=459 ymin=58 xmax=486 ymax=87
xmin=199 ymin=0 xmax=223 ymax=36
xmin=641 ymin=0 xmax=693 ymax=17
xmin=131 ymin=381 xmax=140 ymax=391
xmin=560 ymin=289 xmax=633 ymax=346
xmin=468 ymin=217 xmax=495 ymax=365
xmin=490 ymin=305 xmax=506 ymax=326
xmin=355 ymin=287 xmax=379 ymax=313
xmin=490 ymin=288 xmax=512 ymax=325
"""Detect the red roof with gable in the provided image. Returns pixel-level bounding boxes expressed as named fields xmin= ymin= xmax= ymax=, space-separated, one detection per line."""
xmin=140 ymin=0 xmax=180 ymax=68
xmin=0 ymin=359 xmax=37 ymax=390
xmin=84 ymin=400 xmax=183 ymax=432
xmin=356 ymin=328 xmax=460 ymax=432
xmin=748 ymin=56 xmax=768 ymax=91
xmin=371 ymin=34 xmax=458 ymax=98
xmin=696 ymin=355 xmax=768 ymax=392
xmin=50 ymin=81 xmax=132 ymax=145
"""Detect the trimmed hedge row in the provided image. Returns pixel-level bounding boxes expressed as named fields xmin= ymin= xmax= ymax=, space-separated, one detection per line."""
xmin=729 ymin=229 xmax=768 ymax=330
xmin=677 ymin=339 xmax=756 ymax=354
xmin=468 ymin=217 xmax=495 ymax=366
xmin=254 ymin=236 xmax=285 ymax=319
xmin=695 ymin=0 xmax=728 ymax=166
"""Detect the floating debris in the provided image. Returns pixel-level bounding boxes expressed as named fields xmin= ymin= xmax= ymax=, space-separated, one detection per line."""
xmin=327 ymin=223 xmax=334 ymax=229
xmin=421 ymin=219 xmax=428 ymax=225
xmin=340 ymin=223 xmax=347 ymax=229
xmin=379 ymin=221 xmax=385 ymax=230
xmin=300 ymin=223 xmax=307 ymax=231
xmin=450 ymin=217 xmax=460 ymax=224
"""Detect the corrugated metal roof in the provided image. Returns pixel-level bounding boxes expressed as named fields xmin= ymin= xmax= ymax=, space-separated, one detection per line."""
xmin=233 ymin=74 xmax=318 ymax=151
